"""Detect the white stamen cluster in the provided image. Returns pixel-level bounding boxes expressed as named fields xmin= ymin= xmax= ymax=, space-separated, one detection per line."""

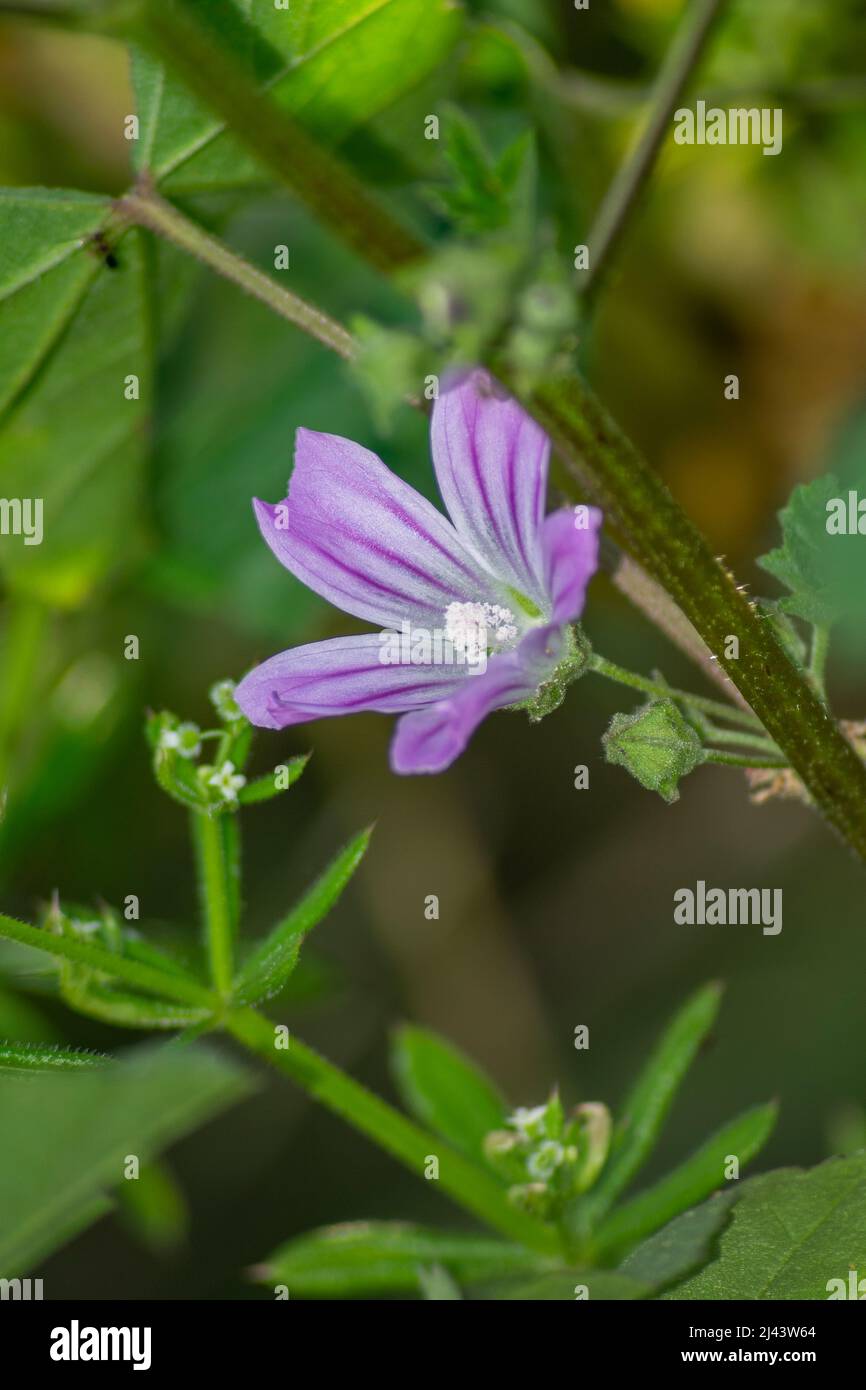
xmin=444 ymin=601 xmax=517 ymax=663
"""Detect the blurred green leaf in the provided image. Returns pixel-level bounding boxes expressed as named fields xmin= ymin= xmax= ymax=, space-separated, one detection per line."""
xmin=256 ymin=1220 xmax=549 ymax=1296
xmin=116 ymin=1157 xmax=189 ymax=1255
xmin=596 ymin=1103 xmax=777 ymax=1261
xmin=418 ymin=1263 xmax=462 ymax=1299
xmin=233 ymin=826 xmax=372 ymax=1004
xmin=618 ymin=1191 xmax=737 ymax=1291
xmin=500 ymin=1269 xmax=649 ymax=1301
xmin=570 ymin=983 xmax=724 ymax=1234
xmin=428 ymin=110 xmax=535 ymax=236
xmin=133 ymin=0 xmax=464 ymax=196
xmin=0 ymin=192 xmax=154 ymax=606
xmin=391 ymin=1025 xmax=507 ymax=1164
xmin=0 ymin=1040 xmax=252 ymax=1273
xmin=0 ymin=984 xmax=58 ymax=1043
xmin=0 ymin=189 xmax=105 ymax=417
xmin=663 ymin=1154 xmax=866 ymax=1300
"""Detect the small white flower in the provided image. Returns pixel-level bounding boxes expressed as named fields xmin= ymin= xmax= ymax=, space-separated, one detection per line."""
xmin=527 ymin=1140 xmax=565 ymax=1182
xmin=210 ymin=679 xmax=242 ymax=723
xmin=159 ymin=721 xmax=201 ymax=759
xmin=507 ymin=1104 xmax=548 ymax=1142
xmin=208 ymin=760 xmax=246 ymax=805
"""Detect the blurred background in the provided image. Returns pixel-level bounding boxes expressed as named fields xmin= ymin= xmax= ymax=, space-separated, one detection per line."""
xmin=1 ymin=0 xmax=865 ymax=1297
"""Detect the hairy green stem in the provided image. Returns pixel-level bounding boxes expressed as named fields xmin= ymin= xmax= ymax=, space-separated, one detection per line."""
xmin=588 ymin=653 xmax=762 ymax=731
xmin=116 ymin=181 xmax=356 ymax=360
xmin=697 ymin=727 xmax=781 ymax=755
xmin=226 ymin=1006 xmax=561 ymax=1257
xmin=534 ymin=377 xmax=866 ymax=860
xmin=580 ymin=0 xmax=727 ymax=297
xmin=703 ymin=749 xmax=787 ymax=770
xmin=190 ymin=811 xmax=234 ymax=998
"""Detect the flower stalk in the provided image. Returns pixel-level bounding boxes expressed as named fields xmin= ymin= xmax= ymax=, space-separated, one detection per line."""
xmin=225 ymin=1006 xmax=562 ymax=1257
xmin=190 ymin=810 xmax=234 ymax=1000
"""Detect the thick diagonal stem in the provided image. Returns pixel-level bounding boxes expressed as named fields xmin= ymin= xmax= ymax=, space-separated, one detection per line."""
xmin=531 ymin=375 xmax=866 ymax=859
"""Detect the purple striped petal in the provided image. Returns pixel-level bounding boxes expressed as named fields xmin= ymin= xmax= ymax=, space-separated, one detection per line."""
xmin=431 ymin=370 xmax=550 ymax=607
xmin=541 ymin=506 xmax=602 ymax=623
xmin=390 ymin=625 xmax=563 ymax=774
xmin=253 ymin=430 xmax=498 ymax=631
xmin=235 ymin=633 xmax=469 ymax=731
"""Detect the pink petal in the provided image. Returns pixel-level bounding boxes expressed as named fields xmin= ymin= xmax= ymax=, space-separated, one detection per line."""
xmin=541 ymin=506 xmax=602 ymax=623
xmin=254 ymin=429 xmax=499 ymax=631
xmin=431 ymin=369 xmax=550 ymax=609
xmin=390 ymin=626 xmax=564 ymax=774
xmin=235 ymin=633 xmax=468 ymax=730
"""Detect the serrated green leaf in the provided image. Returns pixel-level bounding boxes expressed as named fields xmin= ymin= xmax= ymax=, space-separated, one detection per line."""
xmin=570 ymin=984 xmax=724 ymax=1235
xmin=757 ymin=472 xmax=861 ymax=626
xmin=233 ymin=827 xmax=372 ymax=1004
xmin=596 ymin=1103 xmax=777 ymax=1261
xmin=0 ymin=1040 xmax=252 ymax=1273
xmin=256 ymin=1220 xmax=549 ymax=1296
xmin=134 ymin=0 xmax=463 ymax=195
xmin=618 ymin=1191 xmax=738 ymax=1291
xmin=391 ymin=1025 xmax=507 ymax=1163
xmin=663 ymin=1154 xmax=866 ymax=1300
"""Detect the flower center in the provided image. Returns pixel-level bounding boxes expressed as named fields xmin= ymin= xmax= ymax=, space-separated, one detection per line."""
xmin=444 ymin=601 xmax=518 ymax=664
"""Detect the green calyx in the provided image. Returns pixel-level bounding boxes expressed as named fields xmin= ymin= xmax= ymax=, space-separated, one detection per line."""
xmin=603 ymin=698 xmax=704 ymax=804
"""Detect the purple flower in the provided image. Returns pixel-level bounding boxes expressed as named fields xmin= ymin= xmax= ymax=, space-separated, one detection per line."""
xmin=235 ymin=370 xmax=601 ymax=774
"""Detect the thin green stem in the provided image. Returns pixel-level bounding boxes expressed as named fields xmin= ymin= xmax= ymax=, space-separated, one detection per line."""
xmin=226 ymin=1007 xmax=561 ymax=1257
xmin=581 ymin=0 xmax=727 ymax=298
xmin=190 ymin=811 xmax=234 ymax=998
xmin=116 ymin=181 xmax=356 ymax=360
xmin=698 ymin=727 xmax=781 ymax=755
xmin=702 ymin=749 xmax=788 ymax=770
xmin=0 ymin=911 xmax=216 ymax=1009
xmin=588 ymin=653 xmax=763 ymax=731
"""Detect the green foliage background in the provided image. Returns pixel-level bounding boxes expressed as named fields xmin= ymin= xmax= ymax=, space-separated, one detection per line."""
xmin=0 ymin=0 xmax=865 ymax=1297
